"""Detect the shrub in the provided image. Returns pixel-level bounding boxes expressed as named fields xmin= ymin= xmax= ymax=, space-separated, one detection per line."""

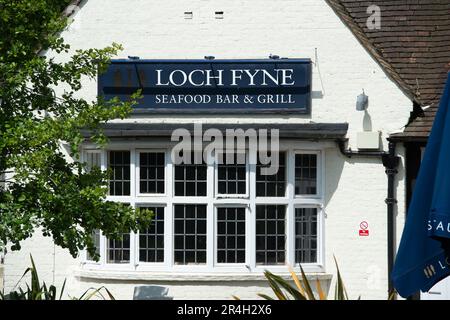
xmin=0 ymin=255 xmax=114 ymax=300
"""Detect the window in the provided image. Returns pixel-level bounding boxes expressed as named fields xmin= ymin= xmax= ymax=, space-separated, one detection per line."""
xmin=217 ymin=152 xmax=247 ymax=195
xmin=85 ymin=151 xmax=101 ymax=171
xmin=139 ymin=152 xmax=165 ymax=194
xmin=84 ymin=148 xmax=324 ymax=272
xmin=174 ymin=204 xmax=207 ymax=265
xmin=295 ymin=208 xmax=318 ymax=263
xmin=295 ymin=153 xmax=317 ymax=195
xmin=256 ymin=205 xmax=286 ymax=265
xmin=108 ymin=151 xmax=130 ymax=196
xmin=85 ymin=151 xmax=101 ymax=262
xmin=139 ymin=206 xmax=165 ymax=263
xmin=217 ymin=207 xmax=246 ymax=263
xmin=256 ymin=152 xmax=286 ymax=197
xmin=174 ymin=153 xmax=207 ymax=196
xmin=107 ymin=233 xmax=130 ymax=264
xmin=86 ymin=229 xmax=101 ymax=261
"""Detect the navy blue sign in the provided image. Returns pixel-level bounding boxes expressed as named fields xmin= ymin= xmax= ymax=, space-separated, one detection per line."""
xmin=98 ymin=59 xmax=312 ymax=114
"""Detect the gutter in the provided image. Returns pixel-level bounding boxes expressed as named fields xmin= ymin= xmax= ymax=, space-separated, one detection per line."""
xmin=337 ymin=139 xmax=400 ymax=298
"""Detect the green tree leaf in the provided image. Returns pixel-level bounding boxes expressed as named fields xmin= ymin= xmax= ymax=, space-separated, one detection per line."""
xmin=0 ymin=0 xmax=151 ymax=258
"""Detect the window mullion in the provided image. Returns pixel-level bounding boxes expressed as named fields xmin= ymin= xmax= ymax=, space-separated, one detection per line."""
xmin=287 ymin=149 xmax=295 ymax=266
xmin=207 ymin=152 xmax=215 ymax=269
xmin=248 ymin=148 xmax=257 ymax=270
xmin=130 ymin=149 xmax=136 ymax=198
xmin=318 ymin=206 xmax=325 ymax=269
xmin=99 ymin=229 xmax=105 ymax=265
xmin=99 ymin=150 xmax=107 ymax=265
xmin=130 ymin=149 xmax=137 ymax=268
xmin=130 ymin=214 xmax=137 ymax=268
xmin=166 ymin=151 xmax=174 ymax=268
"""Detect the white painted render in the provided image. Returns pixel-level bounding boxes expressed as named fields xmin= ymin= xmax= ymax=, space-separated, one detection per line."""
xmin=2 ymin=0 xmax=411 ymax=300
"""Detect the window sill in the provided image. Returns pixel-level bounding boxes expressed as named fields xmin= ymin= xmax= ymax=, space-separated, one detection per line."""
xmin=74 ymin=268 xmax=332 ymax=282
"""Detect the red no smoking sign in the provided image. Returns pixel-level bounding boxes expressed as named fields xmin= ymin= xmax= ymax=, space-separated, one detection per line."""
xmin=359 ymin=221 xmax=369 ymax=236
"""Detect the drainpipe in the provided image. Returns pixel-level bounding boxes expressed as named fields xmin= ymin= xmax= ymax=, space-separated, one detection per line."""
xmin=382 ymin=140 xmax=400 ymax=298
xmin=337 ymin=139 xmax=400 ymax=297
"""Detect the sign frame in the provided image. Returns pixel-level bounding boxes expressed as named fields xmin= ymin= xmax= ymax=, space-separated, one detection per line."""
xmin=98 ymin=58 xmax=312 ymax=115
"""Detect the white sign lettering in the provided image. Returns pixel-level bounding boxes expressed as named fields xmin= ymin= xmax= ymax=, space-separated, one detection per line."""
xmin=156 ymin=68 xmax=296 ymax=87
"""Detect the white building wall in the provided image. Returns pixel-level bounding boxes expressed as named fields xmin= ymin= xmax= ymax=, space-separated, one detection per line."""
xmin=3 ymin=0 xmax=409 ymax=300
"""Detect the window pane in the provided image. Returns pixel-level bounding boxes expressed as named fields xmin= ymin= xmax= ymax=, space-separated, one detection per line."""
xmin=86 ymin=229 xmax=100 ymax=261
xmin=139 ymin=152 xmax=165 ymax=194
xmin=174 ymin=153 xmax=207 ymax=197
xmin=256 ymin=152 xmax=286 ymax=197
xmin=174 ymin=205 xmax=207 ymax=265
xmin=107 ymin=233 xmax=130 ymax=264
xmin=295 ymin=208 xmax=318 ymax=263
xmin=255 ymin=205 xmax=286 ymax=265
xmin=217 ymin=207 xmax=246 ymax=263
xmin=108 ymin=151 xmax=131 ymax=196
xmin=217 ymin=152 xmax=246 ymax=195
xmin=139 ymin=207 xmax=165 ymax=263
xmin=295 ymin=154 xmax=317 ymax=195
xmin=86 ymin=152 xmax=101 ymax=172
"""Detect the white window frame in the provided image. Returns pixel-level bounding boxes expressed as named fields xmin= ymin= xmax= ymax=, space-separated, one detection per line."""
xmin=103 ymin=148 xmax=136 ymax=270
xmin=134 ymin=203 xmax=168 ymax=268
xmin=214 ymin=203 xmax=249 ymax=268
xmin=254 ymin=150 xmax=289 ymax=201
xmin=292 ymin=204 xmax=325 ymax=269
xmin=81 ymin=149 xmax=104 ymax=266
xmin=136 ymin=149 xmax=167 ymax=197
xmin=214 ymin=149 xmax=250 ymax=199
xmin=172 ymin=152 xmax=208 ymax=200
xmin=293 ymin=150 xmax=322 ymax=199
xmin=81 ymin=142 xmax=326 ymax=274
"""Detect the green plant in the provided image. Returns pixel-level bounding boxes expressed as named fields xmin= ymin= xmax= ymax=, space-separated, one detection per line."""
xmin=0 ymin=0 xmax=152 ymax=259
xmin=234 ymin=257 xmax=349 ymax=300
xmin=71 ymin=286 xmax=115 ymax=300
xmin=241 ymin=257 xmax=398 ymax=300
xmin=0 ymin=255 xmax=115 ymax=300
xmin=0 ymin=255 xmax=65 ymax=300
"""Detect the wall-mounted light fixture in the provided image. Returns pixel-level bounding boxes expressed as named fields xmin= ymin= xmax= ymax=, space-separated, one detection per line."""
xmin=356 ymin=89 xmax=369 ymax=111
xmin=184 ymin=11 xmax=193 ymax=19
